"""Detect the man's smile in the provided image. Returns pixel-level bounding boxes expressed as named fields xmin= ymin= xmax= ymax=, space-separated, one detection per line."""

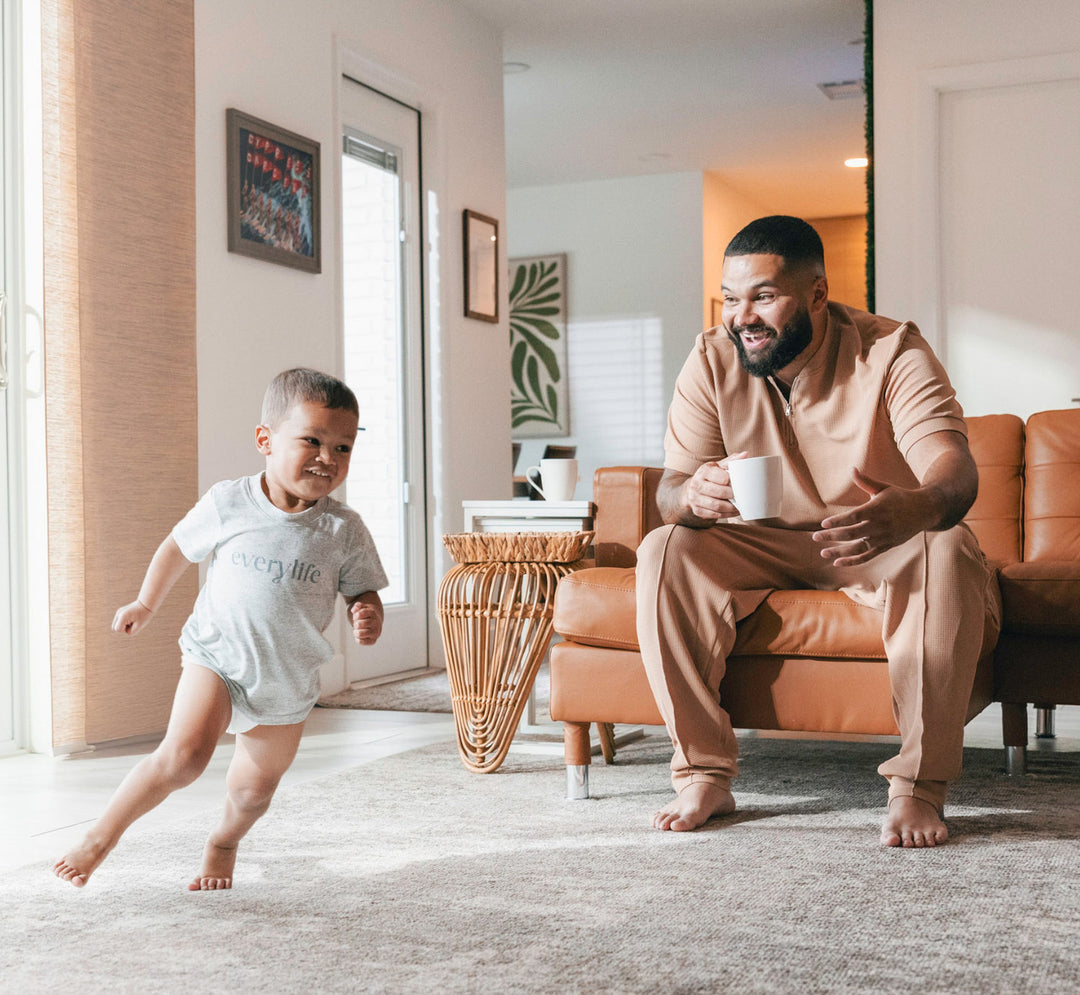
xmin=737 ymin=326 xmax=775 ymax=350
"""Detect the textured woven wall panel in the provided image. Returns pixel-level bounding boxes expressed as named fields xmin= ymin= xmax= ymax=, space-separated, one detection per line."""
xmin=43 ymin=0 xmax=197 ymax=747
xmin=41 ymin=0 xmax=86 ymax=749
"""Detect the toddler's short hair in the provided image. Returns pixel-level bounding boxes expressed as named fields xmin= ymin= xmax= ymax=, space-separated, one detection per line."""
xmin=261 ymin=368 xmax=359 ymax=427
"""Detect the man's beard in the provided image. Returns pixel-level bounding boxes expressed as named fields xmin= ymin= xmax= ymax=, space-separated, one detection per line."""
xmin=727 ymin=305 xmax=813 ymax=378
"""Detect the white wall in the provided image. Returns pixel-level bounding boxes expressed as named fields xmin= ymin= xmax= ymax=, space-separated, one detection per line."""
xmin=507 ymin=173 xmax=704 ymax=489
xmin=194 ymin=0 xmax=508 ymax=676
xmin=874 ymin=0 xmax=1080 ymax=418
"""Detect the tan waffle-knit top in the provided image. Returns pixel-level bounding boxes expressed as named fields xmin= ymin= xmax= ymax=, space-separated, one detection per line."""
xmin=664 ymin=302 xmax=967 ymax=530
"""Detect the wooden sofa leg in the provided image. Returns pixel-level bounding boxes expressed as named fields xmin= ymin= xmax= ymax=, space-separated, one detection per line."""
xmin=1001 ymin=701 xmax=1028 ymax=776
xmin=564 ymin=721 xmax=591 ymax=800
xmin=596 ymin=722 xmax=616 ymax=764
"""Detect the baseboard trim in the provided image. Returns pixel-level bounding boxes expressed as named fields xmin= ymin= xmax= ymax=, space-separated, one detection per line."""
xmin=344 ymin=666 xmax=445 ymax=691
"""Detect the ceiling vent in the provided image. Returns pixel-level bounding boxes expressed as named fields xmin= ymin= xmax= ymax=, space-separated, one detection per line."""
xmin=818 ymin=79 xmax=865 ymax=100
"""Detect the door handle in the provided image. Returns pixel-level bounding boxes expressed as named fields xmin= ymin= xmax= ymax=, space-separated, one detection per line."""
xmin=24 ymin=305 xmax=43 ymax=398
xmin=0 ymin=291 xmax=9 ymax=390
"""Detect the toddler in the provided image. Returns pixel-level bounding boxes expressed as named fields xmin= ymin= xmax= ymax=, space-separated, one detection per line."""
xmin=54 ymin=368 xmax=387 ymax=890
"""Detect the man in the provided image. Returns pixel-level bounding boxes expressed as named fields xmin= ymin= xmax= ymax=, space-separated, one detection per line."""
xmin=636 ymin=215 xmax=999 ymax=847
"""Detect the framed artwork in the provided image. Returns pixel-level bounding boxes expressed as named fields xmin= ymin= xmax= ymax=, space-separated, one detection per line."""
xmin=463 ymin=209 xmax=499 ymax=321
xmin=509 ymin=254 xmax=569 ymax=438
xmin=227 ymin=108 xmax=321 ymax=273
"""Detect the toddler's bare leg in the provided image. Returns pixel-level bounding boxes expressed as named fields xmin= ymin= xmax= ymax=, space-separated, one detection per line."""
xmin=190 ymin=720 xmax=304 ymax=891
xmin=53 ymin=665 xmax=232 ymax=887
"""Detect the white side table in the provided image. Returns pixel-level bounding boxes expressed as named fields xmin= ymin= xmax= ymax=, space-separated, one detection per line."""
xmin=462 ymin=498 xmax=595 ymax=535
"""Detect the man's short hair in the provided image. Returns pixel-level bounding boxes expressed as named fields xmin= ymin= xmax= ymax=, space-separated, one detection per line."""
xmin=724 ymin=215 xmax=825 ymax=272
xmin=261 ymin=368 xmax=359 ymax=427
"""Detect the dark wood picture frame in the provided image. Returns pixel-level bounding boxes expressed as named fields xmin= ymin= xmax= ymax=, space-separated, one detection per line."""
xmin=463 ymin=209 xmax=499 ymax=322
xmin=227 ymin=108 xmax=321 ymax=273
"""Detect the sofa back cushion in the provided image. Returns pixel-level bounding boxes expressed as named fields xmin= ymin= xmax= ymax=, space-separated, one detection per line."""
xmin=1023 ymin=408 xmax=1080 ymax=561
xmin=964 ymin=413 xmax=1024 ymax=566
xmin=593 ymin=413 xmax=1028 ymax=568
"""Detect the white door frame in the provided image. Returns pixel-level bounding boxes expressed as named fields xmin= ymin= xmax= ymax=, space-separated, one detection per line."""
xmin=1 ymin=0 xmax=31 ymax=754
xmin=333 ymin=43 xmax=456 ymax=686
xmin=911 ymin=51 xmax=1080 ymax=361
xmin=337 ymin=73 xmax=432 ymax=683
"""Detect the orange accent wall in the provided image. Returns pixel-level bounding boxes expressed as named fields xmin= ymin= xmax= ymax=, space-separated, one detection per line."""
xmin=809 ymin=214 xmax=868 ymax=312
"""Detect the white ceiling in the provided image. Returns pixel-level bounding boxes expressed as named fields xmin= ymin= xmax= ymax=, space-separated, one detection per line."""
xmin=459 ymin=0 xmax=869 ymax=218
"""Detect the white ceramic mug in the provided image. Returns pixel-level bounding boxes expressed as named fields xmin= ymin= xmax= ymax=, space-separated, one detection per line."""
xmin=525 ymin=458 xmax=578 ymax=501
xmin=727 ymin=454 xmax=783 ymax=520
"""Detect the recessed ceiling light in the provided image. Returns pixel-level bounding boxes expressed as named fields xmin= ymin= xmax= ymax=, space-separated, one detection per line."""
xmin=503 ymin=62 xmax=530 ymax=74
xmin=845 ymin=157 xmax=869 ymax=168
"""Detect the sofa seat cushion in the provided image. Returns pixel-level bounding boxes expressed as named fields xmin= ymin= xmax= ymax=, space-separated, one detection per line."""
xmin=734 ymin=590 xmax=887 ymax=659
xmin=549 ymin=641 xmax=904 ymax=734
xmin=998 ymin=560 xmax=1080 ymax=635
xmin=553 ymin=567 xmax=887 ymax=659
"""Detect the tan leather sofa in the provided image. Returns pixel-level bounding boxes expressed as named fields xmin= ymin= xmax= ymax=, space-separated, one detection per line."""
xmin=550 ymin=409 xmax=1080 ymax=797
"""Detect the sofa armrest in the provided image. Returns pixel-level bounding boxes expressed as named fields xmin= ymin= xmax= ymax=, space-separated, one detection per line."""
xmin=593 ymin=466 xmax=666 ymax=567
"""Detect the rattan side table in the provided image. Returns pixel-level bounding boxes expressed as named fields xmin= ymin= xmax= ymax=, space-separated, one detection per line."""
xmin=437 ymin=530 xmax=593 ymax=773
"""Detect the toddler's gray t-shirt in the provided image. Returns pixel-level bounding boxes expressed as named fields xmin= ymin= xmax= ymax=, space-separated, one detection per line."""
xmin=171 ymin=473 xmax=388 ymax=726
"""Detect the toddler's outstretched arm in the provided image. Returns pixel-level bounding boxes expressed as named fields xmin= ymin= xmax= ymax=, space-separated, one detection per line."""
xmin=347 ymin=591 xmax=384 ymax=646
xmin=112 ymin=536 xmax=192 ymax=636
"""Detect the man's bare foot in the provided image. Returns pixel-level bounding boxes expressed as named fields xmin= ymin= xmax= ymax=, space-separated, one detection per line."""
xmin=652 ymin=781 xmax=736 ymax=831
xmin=881 ymin=796 xmax=948 ymax=848
xmin=188 ymin=838 xmax=238 ymax=891
xmin=53 ymin=837 xmax=111 ymax=888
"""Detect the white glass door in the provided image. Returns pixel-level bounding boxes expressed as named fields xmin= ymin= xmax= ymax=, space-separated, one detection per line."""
xmin=339 ymin=77 xmax=429 ymax=681
xmin=0 ymin=281 xmax=11 ymax=749
xmin=1 ymin=0 xmax=15 ymax=749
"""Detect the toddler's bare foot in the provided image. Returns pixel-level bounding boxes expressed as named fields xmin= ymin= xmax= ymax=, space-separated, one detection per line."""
xmin=188 ymin=838 xmax=238 ymax=891
xmin=652 ymin=781 xmax=736 ymax=831
xmin=881 ymin=796 xmax=948 ymax=848
xmin=53 ymin=837 xmax=111 ymax=888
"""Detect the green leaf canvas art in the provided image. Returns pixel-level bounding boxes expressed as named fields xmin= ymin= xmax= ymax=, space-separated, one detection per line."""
xmin=509 ymin=254 xmax=569 ymax=437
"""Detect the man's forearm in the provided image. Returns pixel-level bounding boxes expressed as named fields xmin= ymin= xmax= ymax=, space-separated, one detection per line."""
xmin=657 ymin=472 xmax=721 ymax=528
xmin=900 ymin=429 xmax=979 ymax=534
xmin=915 ymin=451 xmax=978 ymax=532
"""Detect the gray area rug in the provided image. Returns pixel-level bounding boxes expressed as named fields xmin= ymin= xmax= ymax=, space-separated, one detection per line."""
xmin=318 ymin=664 xmax=551 ymax=717
xmin=4 ymin=736 xmax=1078 ymax=994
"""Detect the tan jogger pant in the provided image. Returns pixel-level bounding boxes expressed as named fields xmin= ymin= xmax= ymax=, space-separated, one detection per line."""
xmin=635 ymin=521 xmax=1000 ymax=811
